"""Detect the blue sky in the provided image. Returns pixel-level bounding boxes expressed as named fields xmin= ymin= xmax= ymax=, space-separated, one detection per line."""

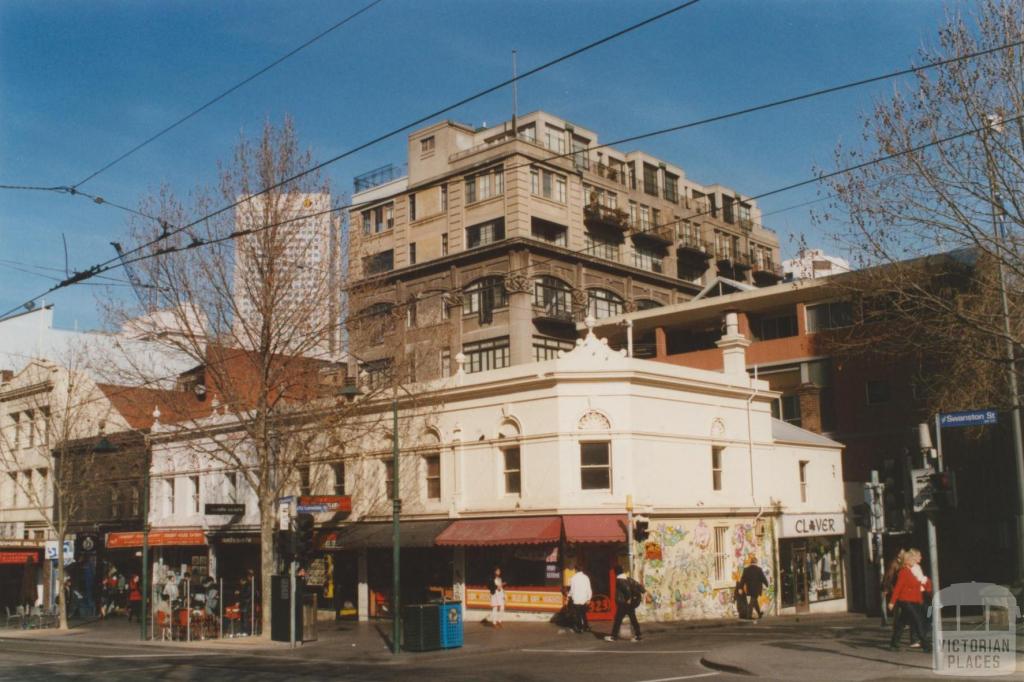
xmin=0 ymin=0 xmax=957 ymax=330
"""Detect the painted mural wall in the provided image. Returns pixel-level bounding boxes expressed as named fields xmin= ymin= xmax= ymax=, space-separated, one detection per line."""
xmin=636 ymin=518 xmax=776 ymax=621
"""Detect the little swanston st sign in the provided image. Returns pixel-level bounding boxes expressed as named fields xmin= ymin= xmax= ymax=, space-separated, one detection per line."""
xmin=780 ymin=513 xmax=846 ymax=538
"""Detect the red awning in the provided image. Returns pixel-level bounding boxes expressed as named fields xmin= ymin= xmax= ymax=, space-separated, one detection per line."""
xmin=563 ymin=514 xmax=628 ymax=544
xmin=435 ymin=516 xmax=562 ymax=547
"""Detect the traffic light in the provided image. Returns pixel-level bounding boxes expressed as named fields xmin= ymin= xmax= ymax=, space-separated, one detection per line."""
xmin=294 ymin=513 xmax=316 ymax=565
xmin=851 ymin=503 xmax=871 ymax=529
xmin=634 ymin=517 xmax=649 ymax=542
xmin=277 ymin=529 xmax=294 ymax=562
xmin=930 ymin=470 xmax=958 ymax=510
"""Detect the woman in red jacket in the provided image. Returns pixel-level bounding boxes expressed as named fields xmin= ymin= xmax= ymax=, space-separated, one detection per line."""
xmin=888 ymin=550 xmax=931 ymax=652
xmin=127 ymin=575 xmax=142 ymax=624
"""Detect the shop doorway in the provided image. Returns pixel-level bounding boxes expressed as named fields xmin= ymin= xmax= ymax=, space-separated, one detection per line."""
xmin=792 ymin=545 xmax=810 ymax=613
xmin=574 ymin=546 xmax=617 ymax=621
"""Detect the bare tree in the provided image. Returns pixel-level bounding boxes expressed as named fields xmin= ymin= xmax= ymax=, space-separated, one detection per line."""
xmin=817 ymin=0 xmax=1024 ymax=412
xmin=0 ymin=350 xmax=122 ymax=629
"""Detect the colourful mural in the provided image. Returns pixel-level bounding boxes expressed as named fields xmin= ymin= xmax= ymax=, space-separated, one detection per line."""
xmin=636 ymin=518 xmax=776 ymax=621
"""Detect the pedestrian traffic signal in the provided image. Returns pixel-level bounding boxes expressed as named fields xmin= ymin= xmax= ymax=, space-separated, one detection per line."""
xmin=634 ymin=517 xmax=649 ymax=542
xmin=294 ymin=513 xmax=316 ymax=564
xmin=851 ymin=503 xmax=871 ymax=529
xmin=929 ymin=470 xmax=958 ymax=510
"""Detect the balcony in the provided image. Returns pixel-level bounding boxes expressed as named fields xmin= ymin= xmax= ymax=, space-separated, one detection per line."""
xmin=715 ymin=250 xmax=752 ymax=280
xmin=584 ymin=202 xmax=630 ymax=232
xmin=593 ymin=162 xmax=626 ymax=186
xmin=631 ymin=223 xmax=674 ymax=246
xmin=752 ymin=262 xmax=785 ymax=287
xmin=677 ymin=235 xmax=713 ymax=269
xmin=353 ymin=163 xmax=407 ymax=193
xmin=533 ymin=301 xmax=576 ymax=326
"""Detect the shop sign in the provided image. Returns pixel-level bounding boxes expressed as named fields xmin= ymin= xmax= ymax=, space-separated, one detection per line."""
xmin=106 ymin=529 xmax=207 ymax=548
xmin=316 ymin=531 xmax=342 ymax=550
xmin=76 ymin=533 xmax=100 ymax=555
xmin=44 ymin=539 xmax=75 ymax=564
xmin=0 ymin=550 xmax=39 ymax=565
xmin=205 ymin=503 xmax=246 ymax=515
xmin=297 ymin=496 xmax=352 ymax=514
xmin=780 ymin=513 xmax=845 ymax=538
xmin=214 ymin=534 xmax=260 ymax=545
xmin=0 ymin=538 xmax=44 ymax=549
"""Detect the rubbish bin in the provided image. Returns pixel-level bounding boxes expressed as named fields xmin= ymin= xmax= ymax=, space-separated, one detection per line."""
xmin=437 ymin=602 xmax=463 ymax=649
xmin=403 ymin=603 xmax=440 ymax=651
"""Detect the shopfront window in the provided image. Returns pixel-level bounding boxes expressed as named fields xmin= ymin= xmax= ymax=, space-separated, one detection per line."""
xmin=466 ymin=546 xmax=555 ymax=588
xmin=779 ymin=537 xmax=845 ymax=607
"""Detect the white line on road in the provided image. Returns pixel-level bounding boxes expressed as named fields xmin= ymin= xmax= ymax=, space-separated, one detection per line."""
xmin=521 ymin=648 xmax=707 ymax=654
xmin=97 ymin=652 xmax=223 ymax=659
xmin=632 ymin=673 xmax=719 ymax=682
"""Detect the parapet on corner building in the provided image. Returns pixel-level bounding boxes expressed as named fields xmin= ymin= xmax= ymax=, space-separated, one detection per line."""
xmin=315 ymin=316 xmax=845 ymax=623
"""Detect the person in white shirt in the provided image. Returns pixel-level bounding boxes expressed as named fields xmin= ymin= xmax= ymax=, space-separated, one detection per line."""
xmin=568 ymin=562 xmax=593 ymax=634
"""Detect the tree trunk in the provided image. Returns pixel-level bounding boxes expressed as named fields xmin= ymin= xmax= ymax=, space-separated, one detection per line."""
xmin=57 ymin=536 xmax=68 ymax=630
xmin=260 ymin=496 xmax=277 ymax=637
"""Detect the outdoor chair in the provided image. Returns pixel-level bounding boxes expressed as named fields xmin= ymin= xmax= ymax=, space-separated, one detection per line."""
xmin=4 ymin=606 xmax=21 ymax=628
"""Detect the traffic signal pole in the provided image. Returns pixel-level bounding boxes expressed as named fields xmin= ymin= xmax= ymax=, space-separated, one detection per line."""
xmin=392 ymin=398 xmax=401 ymax=656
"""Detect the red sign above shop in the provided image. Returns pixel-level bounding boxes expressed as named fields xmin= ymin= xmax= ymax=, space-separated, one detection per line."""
xmin=297 ymin=496 xmax=352 ymax=513
xmin=0 ymin=550 xmax=39 ymax=565
xmin=106 ymin=530 xmax=207 ymax=548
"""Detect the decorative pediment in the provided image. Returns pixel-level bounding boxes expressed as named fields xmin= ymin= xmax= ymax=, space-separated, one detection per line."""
xmin=578 ymin=409 xmax=611 ymax=431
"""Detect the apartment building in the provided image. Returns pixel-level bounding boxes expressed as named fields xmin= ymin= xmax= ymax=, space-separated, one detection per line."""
xmin=346 ymin=111 xmax=782 ymax=382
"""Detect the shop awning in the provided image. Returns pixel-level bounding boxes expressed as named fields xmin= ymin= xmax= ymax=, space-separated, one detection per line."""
xmin=317 ymin=519 xmax=452 ymax=550
xmin=435 ymin=516 xmax=562 ymax=547
xmin=562 ymin=514 xmax=628 ymax=544
xmin=106 ymin=530 xmax=207 ymax=548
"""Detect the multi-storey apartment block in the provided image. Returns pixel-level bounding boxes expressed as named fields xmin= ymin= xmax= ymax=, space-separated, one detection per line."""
xmin=347 ymin=111 xmax=782 ymax=381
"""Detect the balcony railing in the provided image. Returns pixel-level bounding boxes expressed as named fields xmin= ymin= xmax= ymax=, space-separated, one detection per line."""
xmin=353 ymin=163 xmax=407 ymax=193
xmin=584 ymin=202 xmax=630 ymax=232
xmin=677 ymin=235 xmax=713 ymax=257
xmin=533 ymin=298 xmax=576 ymax=324
xmin=632 ymin=223 xmax=674 ymax=245
xmin=593 ymin=162 xmax=626 ymax=185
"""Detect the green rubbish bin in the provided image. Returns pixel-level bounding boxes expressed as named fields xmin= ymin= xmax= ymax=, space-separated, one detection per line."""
xmin=402 ymin=604 xmax=441 ymax=651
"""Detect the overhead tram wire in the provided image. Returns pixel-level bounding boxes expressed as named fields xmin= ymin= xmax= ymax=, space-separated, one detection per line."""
xmin=3 ymin=32 xmax=1016 ymax=319
xmin=88 ymin=0 xmax=705 ymax=270
xmin=71 ymin=0 xmax=388 ymax=190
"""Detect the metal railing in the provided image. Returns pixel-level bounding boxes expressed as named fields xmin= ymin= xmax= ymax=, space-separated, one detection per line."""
xmin=354 ymin=163 xmax=407 ymax=193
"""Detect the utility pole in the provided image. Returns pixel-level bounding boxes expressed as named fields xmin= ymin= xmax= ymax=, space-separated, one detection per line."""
xmin=392 ymin=397 xmax=401 ymax=655
xmin=626 ymin=494 xmax=634 ymax=577
xmin=140 ymin=439 xmax=151 ymax=641
xmin=866 ymin=471 xmax=886 ymax=624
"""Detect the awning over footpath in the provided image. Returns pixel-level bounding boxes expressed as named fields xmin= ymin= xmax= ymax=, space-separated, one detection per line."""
xmin=106 ymin=530 xmax=207 ymax=548
xmin=435 ymin=516 xmax=562 ymax=547
xmin=317 ymin=519 xmax=452 ymax=550
xmin=562 ymin=514 xmax=627 ymax=543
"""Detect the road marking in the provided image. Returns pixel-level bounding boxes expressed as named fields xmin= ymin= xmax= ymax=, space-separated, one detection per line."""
xmin=522 ymin=648 xmax=706 ymax=654
xmin=96 ymin=652 xmax=223 ymax=659
xmin=633 ymin=673 xmax=719 ymax=682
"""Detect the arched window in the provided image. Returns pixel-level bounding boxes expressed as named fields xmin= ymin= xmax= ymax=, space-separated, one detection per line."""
xmin=533 ymin=276 xmax=573 ymax=317
xmin=587 ymin=289 xmax=624 ymax=319
xmin=464 ymin=277 xmax=508 ymax=323
xmin=635 ymin=299 xmax=662 ymax=311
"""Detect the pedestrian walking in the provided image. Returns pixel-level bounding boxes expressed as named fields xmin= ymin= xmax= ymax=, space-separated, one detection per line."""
xmin=238 ymin=573 xmax=252 ymax=636
xmin=881 ymin=550 xmax=905 ymax=628
xmin=127 ymin=575 xmax=142 ymax=623
xmin=605 ymin=565 xmax=644 ymax=642
xmin=567 ymin=562 xmax=593 ymax=634
xmin=739 ymin=557 xmax=770 ymax=621
xmin=488 ymin=567 xmax=505 ymax=628
xmin=888 ymin=549 xmax=932 ymax=652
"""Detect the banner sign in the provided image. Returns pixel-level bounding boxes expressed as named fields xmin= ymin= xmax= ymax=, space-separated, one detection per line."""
xmin=106 ymin=530 xmax=206 ymax=548
xmin=0 ymin=550 xmax=40 ymax=565
xmin=297 ymin=495 xmax=352 ymax=514
xmin=940 ymin=409 xmax=997 ymax=428
xmin=205 ymin=503 xmax=245 ymax=515
xmin=780 ymin=513 xmax=845 ymax=538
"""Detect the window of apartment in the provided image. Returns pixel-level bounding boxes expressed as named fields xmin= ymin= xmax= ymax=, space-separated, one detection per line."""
xmin=503 ymin=447 xmax=521 ymax=495
xmin=466 ymin=218 xmax=505 ymax=249
xmin=464 ymin=175 xmax=476 ymax=204
xmin=408 ymin=193 xmax=417 ymax=221
xmin=363 ymin=250 xmax=394 ymax=275
xmin=332 ymin=462 xmax=346 ymax=496
xmin=584 ymin=232 xmax=620 ymax=261
xmin=866 ymin=379 xmax=892 ymax=405
xmin=722 ymin=196 xmax=735 ymax=224
xmin=531 ymin=217 xmax=567 ymax=246
xmin=440 ymin=184 xmax=448 ymax=212
xmin=407 ymin=353 xmax=417 ymax=383
xmin=714 ymin=231 xmax=733 ymax=260
xmin=530 ymin=168 xmax=566 ymax=203
xmin=639 ymin=205 xmax=651 ymax=231
xmin=464 ymin=276 xmax=508 ymax=323
xmin=440 ymin=349 xmax=451 ymax=378
xmin=580 ymin=442 xmax=611 ymax=490
xmin=712 ymin=446 xmax=724 ymax=491
xmin=420 ymin=136 xmax=435 ymax=154
xmin=519 ymin=123 xmax=536 ymax=142
xmin=632 ymin=242 xmax=664 ymax=273
xmin=805 ymin=301 xmax=853 ymax=332
xmin=756 ymin=313 xmax=798 ymax=340
xmin=110 ymin=487 xmax=121 ymax=519
xmin=423 ymin=454 xmax=441 ymax=500
xmin=441 ymin=233 xmax=449 ymax=256
xmin=545 ymin=125 xmax=565 ymax=153
xmin=361 ymin=203 xmax=394 ymax=235
xmin=130 ymin=487 xmax=140 ymax=516
xmin=11 ymin=413 xmax=20 ymax=449
xmin=225 ymin=471 xmax=238 ymax=503
xmin=628 ymin=202 xmax=637 ymax=228
xmin=165 ymin=478 xmax=175 ymax=516
xmin=533 ymin=336 xmax=575 ymax=361
xmin=408 ymin=242 xmax=417 ymax=266
xmin=25 ymin=410 xmax=34 ymax=447
xmin=738 ymin=203 xmax=752 ymax=228
xmin=406 ymin=297 xmax=418 ymax=328
xmin=298 ymin=466 xmax=311 ymax=496
xmin=635 ymin=299 xmax=661 ymax=311
xmin=713 ymin=526 xmax=728 ymax=581
xmin=571 ymin=136 xmax=590 ymax=170
xmin=664 ymin=172 xmax=679 ymax=203
xmin=642 ymin=163 xmax=659 ymax=197
xmin=361 ymin=302 xmax=394 ymax=345
xmin=809 ymin=360 xmax=837 ymax=431
xmin=40 ymin=408 xmax=49 ymax=446
xmin=384 ymin=460 xmax=394 ymax=500
xmin=771 ymin=394 xmax=802 ymax=426
xmin=679 ymin=221 xmax=699 ymax=247
xmin=533 ymin=276 xmax=573 ymax=318
xmin=363 ymin=359 xmax=393 ymax=390
xmin=35 ymin=468 xmax=47 ymax=505
xmin=462 ymin=337 xmax=510 ymax=374
xmin=799 ymin=460 xmax=809 ymax=502
xmin=189 ymin=475 xmax=200 ymax=514
xmin=587 ymin=288 xmax=625 ymax=319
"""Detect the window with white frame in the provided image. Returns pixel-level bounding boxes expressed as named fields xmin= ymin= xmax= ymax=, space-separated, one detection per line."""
xmin=712 ymin=446 xmax=723 ymax=491
xmin=587 ymin=289 xmax=624 ymax=319
xmin=799 ymin=460 xmax=809 ymax=502
xmin=331 ymin=462 xmax=345 ymax=496
xmin=299 ymin=465 xmax=311 ymax=496
xmin=503 ymin=447 xmax=521 ymax=495
xmin=130 ymin=487 xmax=140 ymax=516
xmin=189 ymin=475 xmax=200 ymax=514
xmin=714 ymin=526 xmax=728 ymax=581
xmin=462 ymin=337 xmax=510 ymax=373
xmin=530 ymin=168 xmax=567 ymax=203
xmin=466 ymin=219 xmax=505 ymax=249
xmin=110 ymin=487 xmax=121 ymax=519
xmin=165 ymin=478 xmax=176 ymax=516
xmin=423 ymin=454 xmax=440 ymax=500
xmin=580 ymin=442 xmax=611 ymax=490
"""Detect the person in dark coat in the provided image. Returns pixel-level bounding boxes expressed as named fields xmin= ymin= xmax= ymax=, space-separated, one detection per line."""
xmin=605 ymin=565 xmax=644 ymax=642
xmin=739 ymin=557 xmax=770 ymax=621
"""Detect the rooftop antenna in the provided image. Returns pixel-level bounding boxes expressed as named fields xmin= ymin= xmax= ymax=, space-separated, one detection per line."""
xmin=511 ymin=49 xmax=519 ymax=138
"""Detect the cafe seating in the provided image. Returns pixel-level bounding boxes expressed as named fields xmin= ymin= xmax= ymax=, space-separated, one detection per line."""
xmin=4 ymin=606 xmax=22 ymax=628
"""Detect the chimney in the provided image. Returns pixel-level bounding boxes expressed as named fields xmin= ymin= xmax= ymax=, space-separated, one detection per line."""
xmin=715 ymin=311 xmax=750 ymax=377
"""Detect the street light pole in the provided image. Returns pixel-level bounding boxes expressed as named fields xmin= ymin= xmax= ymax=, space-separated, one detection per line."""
xmin=140 ymin=438 xmax=151 ymax=641
xmin=391 ymin=397 xmax=401 ymax=655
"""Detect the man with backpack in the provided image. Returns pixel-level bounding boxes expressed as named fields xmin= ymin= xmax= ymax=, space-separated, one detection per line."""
xmin=605 ymin=565 xmax=644 ymax=642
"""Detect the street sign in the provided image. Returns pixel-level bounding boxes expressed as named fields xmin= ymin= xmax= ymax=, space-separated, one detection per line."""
xmin=939 ymin=409 xmax=998 ymax=428
xmin=911 ymin=468 xmax=936 ymax=512
xmin=296 ymin=495 xmax=352 ymax=514
xmin=205 ymin=503 xmax=245 ymax=515
xmin=44 ymin=539 xmax=75 ymax=565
